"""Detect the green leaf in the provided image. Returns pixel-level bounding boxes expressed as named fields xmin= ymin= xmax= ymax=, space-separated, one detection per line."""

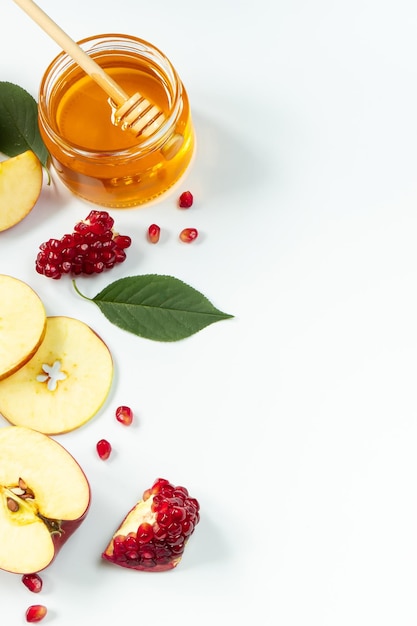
xmin=73 ymin=275 xmax=234 ymax=342
xmin=0 ymin=81 xmax=49 ymax=167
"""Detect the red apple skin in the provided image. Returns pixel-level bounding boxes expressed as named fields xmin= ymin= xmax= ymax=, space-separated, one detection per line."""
xmin=47 ymin=502 xmax=91 ymax=568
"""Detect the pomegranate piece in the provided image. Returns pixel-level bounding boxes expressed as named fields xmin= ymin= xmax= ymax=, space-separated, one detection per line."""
xmin=179 ymin=227 xmax=198 ymax=243
xmin=22 ymin=573 xmax=43 ymax=593
xmin=147 ymin=224 xmax=161 ymax=243
xmin=178 ymin=191 xmax=193 ymax=208
xmin=26 ymin=605 xmax=47 ymax=623
xmin=115 ymin=405 xmax=134 ymax=426
xmin=35 ymin=210 xmax=131 ymax=279
xmin=102 ymin=477 xmax=200 ymax=572
xmin=96 ymin=439 xmax=112 ymax=460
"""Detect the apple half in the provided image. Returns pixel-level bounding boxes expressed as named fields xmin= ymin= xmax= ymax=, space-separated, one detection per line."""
xmin=0 ymin=426 xmax=90 ymax=574
xmin=0 ymin=316 xmax=113 ymax=434
xmin=0 ymin=274 xmax=47 ymax=380
xmin=0 ymin=151 xmax=43 ymax=231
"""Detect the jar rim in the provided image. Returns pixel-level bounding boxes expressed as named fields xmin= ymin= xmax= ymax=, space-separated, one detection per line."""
xmin=38 ymin=33 xmax=183 ymax=161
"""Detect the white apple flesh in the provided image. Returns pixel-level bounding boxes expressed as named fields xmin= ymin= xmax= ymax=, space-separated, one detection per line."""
xmin=0 ymin=274 xmax=46 ymax=380
xmin=0 ymin=316 xmax=114 ymax=434
xmin=0 ymin=151 xmax=43 ymax=231
xmin=0 ymin=426 xmax=90 ymax=574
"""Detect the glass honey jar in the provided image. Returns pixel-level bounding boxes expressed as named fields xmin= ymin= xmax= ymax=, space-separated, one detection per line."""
xmin=38 ymin=34 xmax=195 ymax=208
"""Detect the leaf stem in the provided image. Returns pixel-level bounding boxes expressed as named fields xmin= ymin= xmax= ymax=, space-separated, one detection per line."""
xmin=72 ymin=280 xmax=92 ymax=301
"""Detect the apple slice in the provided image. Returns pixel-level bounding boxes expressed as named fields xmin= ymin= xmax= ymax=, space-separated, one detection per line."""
xmin=102 ymin=478 xmax=200 ymax=572
xmin=0 ymin=274 xmax=46 ymax=381
xmin=0 ymin=316 xmax=113 ymax=434
xmin=0 ymin=151 xmax=43 ymax=231
xmin=0 ymin=426 xmax=90 ymax=574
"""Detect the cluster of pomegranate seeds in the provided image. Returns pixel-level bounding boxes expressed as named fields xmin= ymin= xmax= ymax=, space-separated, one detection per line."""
xmin=179 ymin=227 xmax=198 ymax=243
xmin=147 ymin=223 xmax=161 ymax=244
xmin=108 ymin=478 xmax=200 ymax=570
xmin=35 ymin=210 xmax=131 ymax=279
xmin=97 ymin=439 xmax=112 ymax=460
xmin=115 ymin=405 xmax=134 ymax=426
xmin=22 ymin=573 xmax=43 ymax=593
xmin=178 ymin=190 xmax=193 ymax=208
xmin=25 ymin=605 xmax=47 ymax=623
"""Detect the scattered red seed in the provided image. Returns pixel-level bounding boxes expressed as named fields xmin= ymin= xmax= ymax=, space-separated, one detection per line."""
xmin=179 ymin=228 xmax=198 ymax=243
xmin=22 ymin=573 xmax=43 ymax=593
xmin=97 ymin=439 xmax=112 ymax=460
xmin=147 ymin=224 xmax=161 ymax=243
xmin=26 ymin=605 xmax=47 ymax=623
xmin=115 ymin=405 xmax=134 ymax=426
xmin=178 ymin=191 xmax=193 ymax=208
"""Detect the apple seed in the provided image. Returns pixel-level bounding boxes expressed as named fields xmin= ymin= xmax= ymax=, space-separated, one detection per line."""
xmin=7 ymin=497 xmax=19 ymax=512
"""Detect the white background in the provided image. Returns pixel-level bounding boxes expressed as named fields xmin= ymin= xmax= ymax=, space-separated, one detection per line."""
xmin=1 ymin=0 xmax=417 ymax=624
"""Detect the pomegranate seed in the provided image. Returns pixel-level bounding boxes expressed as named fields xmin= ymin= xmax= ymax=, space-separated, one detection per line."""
xmin=179 ymin=228 xmax=198 ymax=243
xmin=102 ymin=478 xmax=200 ymax=571
xmin=97 ymin=439 xmax=112 ymax=460
xmin=22 ymin=573 xmax=43 ymax=593
xmin=36 ymin=211 xmax=131 ymax=279
xmin=26 ymin=605 xmax=47 ymax=623
xmin=148 ymin=224 xmax=160 ymax=243
xmin=115 ymin=405 xmax=134 ymax=426
xmin=113 ymin=234 xmax=132 ymax=249
xmin=178 ymin=191 xmax=193 ymax=208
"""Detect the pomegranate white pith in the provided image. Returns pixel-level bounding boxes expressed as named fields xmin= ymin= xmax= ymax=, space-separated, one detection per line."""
xmin=0 ymin=426 xmax=90 ymax=574
xmin=102 ymin=478 xmax=200 ymax=572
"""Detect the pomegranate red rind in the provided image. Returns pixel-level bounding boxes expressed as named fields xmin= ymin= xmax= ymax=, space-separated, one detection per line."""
xmin=102 ymin=478 xmax=200 ymax=572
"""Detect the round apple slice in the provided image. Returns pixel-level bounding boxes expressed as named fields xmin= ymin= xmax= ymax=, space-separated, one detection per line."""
xmin=0 ymin=316 xmax=113 ymax=434
xmin=0 ymin=274 xmax=47 ymax=380
xmin=0 ymin=426 xmax=90 ymax=574
xmin=0 ymin=151 xmax=43 ymax=231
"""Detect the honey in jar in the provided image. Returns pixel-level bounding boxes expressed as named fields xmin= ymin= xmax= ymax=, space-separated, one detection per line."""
xmin=38 ymin=34 xmax=195 ymax=208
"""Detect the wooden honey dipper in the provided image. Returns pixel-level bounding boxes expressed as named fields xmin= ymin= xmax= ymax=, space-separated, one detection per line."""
xmin=12 ymin=0 xmax=167 ymax=139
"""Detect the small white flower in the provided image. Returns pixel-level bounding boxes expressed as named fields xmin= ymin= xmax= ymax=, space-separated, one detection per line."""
xmin=36 ymin=360 xmax=67 ymax=391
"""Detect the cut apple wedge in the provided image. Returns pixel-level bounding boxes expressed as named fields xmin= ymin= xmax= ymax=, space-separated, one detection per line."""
xmin=0 ymin=316 xmax=113 ymax=434
xmin=0 ymin=426 xmax=90 ymax=574
xmin=0 ymin=151 xmax=43 ymax=232
xmin=0 ymin=274 xmax=47 ymax=381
